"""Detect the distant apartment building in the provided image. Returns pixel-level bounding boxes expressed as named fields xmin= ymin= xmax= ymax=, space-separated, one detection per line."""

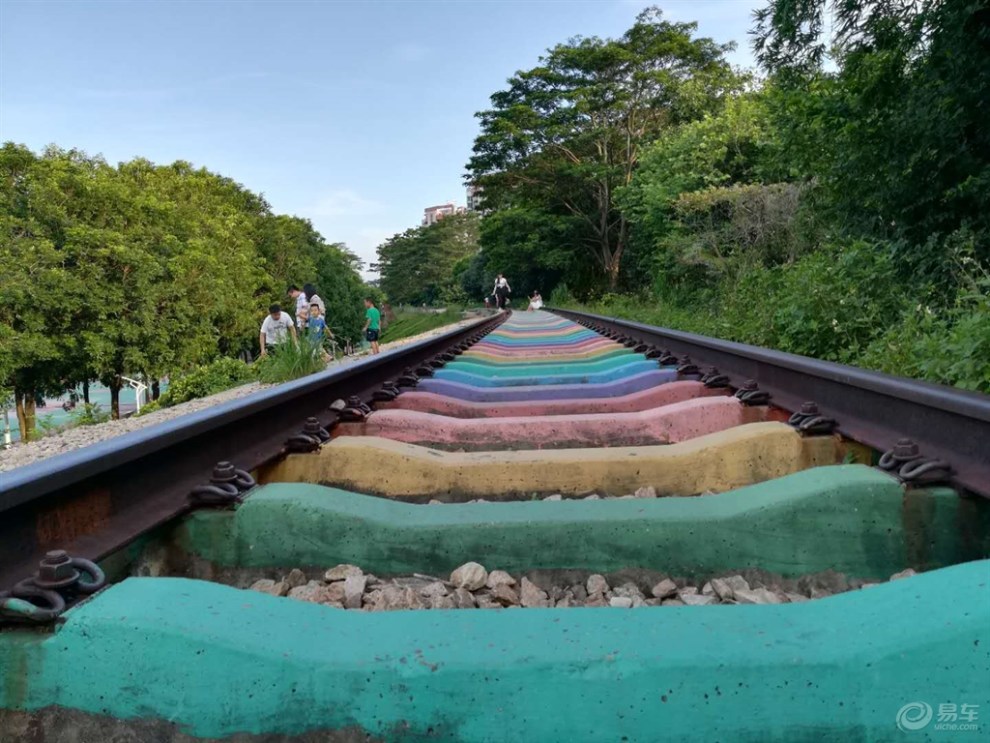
xmin=466 ymin=184 xmax=484 ymax=212
xmin=422 ymin=202 xmax=465 ymax=226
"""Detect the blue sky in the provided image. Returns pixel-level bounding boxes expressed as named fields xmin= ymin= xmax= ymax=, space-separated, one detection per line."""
xmin=0 ymin=0 xmax=762 ymax=277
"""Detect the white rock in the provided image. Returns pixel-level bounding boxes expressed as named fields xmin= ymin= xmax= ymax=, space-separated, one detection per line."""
xmin=248 ymin=579 xmax=289 ymax=597
xmin=544 ymin=494 xmax=562 ymax=501
xmin=343 ymin=574 xmax=367 ymax=609
xmin=612 ymin=583 xmax=645 ymax=601
xmin=586 ymin=574 xmax=609 ymax=595
xmin=428 ymin=499 xmax=444 ymax=505
xmin=661 ymin=598 xmax=685 ymax=607
xmin=492 ymin=584 xmax=520 ymax=606
xmin=609 ymin=596 xmax=634 ymax=608
xmin=324 ymin=564 xmax=363 ymax=582
xmin=287 ymin=582 xmax=326 ymax=603
xmin=285 ymin=568 xmax=307 ymax=588
xmin=679 ymin=586 xmax=699 ymax=597
xmin=329 ymin=398 xmax=347 ymax=411
xmin=519 ymin=577 xmax=549 ymax=608
xmin=486 ymin=570 xmax=516 ymax=589
xmin=634 ymin=486 xmax=657 ymax=498
xmin=650 ymin=579 xmax=678 ymax=599
xmin=450 ymin=562 xmax=488 ymax=591
xmin=783 ymin=592 xmax=809 ymax=603
xmin=680 ymin=593 xmax=717 ymax=606
xmin=452 ymin=587 xmax=477 ymax=609
xmin=733 ymin=587 xmax=782 ymax=605
xmin=429 ymin=594 xmax=456 ymax=610
xmin=419 ymin=581 xmax=449 ymax=598
xmin=583 ymin=494 xmax=601 ymax=500
xmin=890 ymin=568 xmax=917 ymax=581
xmin=701 ymin=582 xmax=715 ymax=596
xmin=710 ymin=575 xmax=750 ymax=601
xmin=323 ymin=582 xmax=346 ymax=603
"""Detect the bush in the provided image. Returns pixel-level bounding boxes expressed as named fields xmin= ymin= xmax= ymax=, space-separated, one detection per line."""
xmin=159 ymin=357 xmax=254 ymax=407
xmin=254 ymin=336 xmax=326 ymax=384
xmin=576 ymin=240 xmax=990 ymax=394
xmin=69 ymin=402 xmax=111 ymax=426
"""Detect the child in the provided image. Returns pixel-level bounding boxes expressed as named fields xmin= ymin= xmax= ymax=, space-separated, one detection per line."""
xmin=306 ymin=303 xmax=333 ymax=362
xmin=363 ymin=297 xmax=381 ymax=355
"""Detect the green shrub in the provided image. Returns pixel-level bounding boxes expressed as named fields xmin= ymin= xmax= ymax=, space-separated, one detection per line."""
xmin=859 ymin=272 xmax=990 ymax=392
xmin=159 ymin=357 xmax=254 ymax=407
xmin=134 ymin=399 xmax=162 ymax=417
xmin=70 ymin=402 xmax=111 ymax=426
xmin=254 ymin=336 xmax=326 ymax=384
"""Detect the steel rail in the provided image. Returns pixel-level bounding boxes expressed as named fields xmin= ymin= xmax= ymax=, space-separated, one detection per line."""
xmin=553 ymin=308 xmax=990 ymax=498
xmin=0 ymin=314 xmax=503 ymax=589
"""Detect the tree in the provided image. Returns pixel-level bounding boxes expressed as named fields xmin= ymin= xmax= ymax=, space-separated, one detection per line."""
xmin=0 ymin=143 xmax=370 ymax=433
xmin=374 ymin=212 xmax=480 ymax=305
xmin=467 ymin=7 xmax=738 ymax=289
xmin=754 ymin=0 xmax=990 ymax=284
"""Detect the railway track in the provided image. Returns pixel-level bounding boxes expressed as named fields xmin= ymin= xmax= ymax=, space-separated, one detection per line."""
xmin=1 ymin=308 xmax=988 ymax=742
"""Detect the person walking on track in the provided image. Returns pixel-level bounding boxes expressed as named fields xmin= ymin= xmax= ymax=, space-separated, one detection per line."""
xmin=492 ymin=274 xmax=511 ymax=310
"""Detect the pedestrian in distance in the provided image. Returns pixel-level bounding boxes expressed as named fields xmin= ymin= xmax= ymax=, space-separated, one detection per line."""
xmin=259 ymin=303 xmax=297 ymax=357
xmin=363 ymin=297 xmax=382 ymax=355
xmin=493 ymin=273 xmax=511 ymax=310
xmin=527 ymin=290 xmax=543 ymax=311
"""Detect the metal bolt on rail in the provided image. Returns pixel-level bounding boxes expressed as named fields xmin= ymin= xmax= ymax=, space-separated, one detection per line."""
xmin=372 ymin=381 xmax=402 ymax=402
xmin=286 ymin=417 xmax=332 ymax=453
xmin=735 ymin=380 xmax=772 ymax=406
xmin=396 ymin=369 xmax=419 ymax=388
xmin=676 ymin=355 xmax=700 ymax=377
xmin=788 ymin=402 xmax=838 ymax=436
xmin=188 ymin=461 xmax=256 ymax=507
xmin=0 ymin=550 xmax=106 ymax=626
xmin=701 ymin=367 xmax=731 ymax=389
xmin=658 ymin=349 xmax=679 ymax=366
xmin=877 ymin=438 xmax=953 ymax=486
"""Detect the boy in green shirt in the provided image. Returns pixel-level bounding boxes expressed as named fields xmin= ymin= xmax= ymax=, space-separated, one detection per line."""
xmin=363 ymin=298 xmax=382 ymax=354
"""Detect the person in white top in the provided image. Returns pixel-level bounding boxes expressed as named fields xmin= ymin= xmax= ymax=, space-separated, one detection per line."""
xmin=303 ymin=283 xmax=326 ymax=319
xmin=492 ymin=274 xmax=511 ymax=310
xmin=527 ymin=291 xmax=543 ymax=311
xmin=288 ymin=285 xmax=310 ymax=330
xmin=259 ymin=303 xmax=298 ymax=357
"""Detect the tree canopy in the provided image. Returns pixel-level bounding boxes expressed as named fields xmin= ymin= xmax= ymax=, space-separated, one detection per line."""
xmin=0 ymin=143 xmax=372 ymax=436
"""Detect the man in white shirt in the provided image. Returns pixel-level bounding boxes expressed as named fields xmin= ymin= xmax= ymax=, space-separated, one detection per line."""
xmin=259 ymin=303 xmax=298 ymax=356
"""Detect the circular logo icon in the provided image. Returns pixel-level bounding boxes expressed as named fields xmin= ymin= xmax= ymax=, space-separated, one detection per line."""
xmin=897 ymin=702 xmax=934 ymax=732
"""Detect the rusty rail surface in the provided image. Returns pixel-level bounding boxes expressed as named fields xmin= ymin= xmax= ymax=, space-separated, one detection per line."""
xmin=0 ymin=314 xmax=504 ymax=590
xmin=553 ymin=308 xmax=990 ymax=499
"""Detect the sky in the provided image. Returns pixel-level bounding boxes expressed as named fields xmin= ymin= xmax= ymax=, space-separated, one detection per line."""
xmin=0 ymin=0 xmax=763 ymax=278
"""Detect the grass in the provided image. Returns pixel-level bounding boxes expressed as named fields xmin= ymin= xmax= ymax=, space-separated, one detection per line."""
xmin=380 ymin=308 xmax=464 ymax=344
xmin=255 ymin=335 xmax=328 ymax=384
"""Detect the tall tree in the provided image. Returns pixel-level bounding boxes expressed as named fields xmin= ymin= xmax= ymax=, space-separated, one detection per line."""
xmin=468 ymin=7 xmax=738 ymax=289
xmin=374 ymin=212 xmax=480 ymax=305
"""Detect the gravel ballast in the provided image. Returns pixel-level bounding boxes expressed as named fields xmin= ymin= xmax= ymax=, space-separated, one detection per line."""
xmin=246 ymin=561 xmax=917 ymax=611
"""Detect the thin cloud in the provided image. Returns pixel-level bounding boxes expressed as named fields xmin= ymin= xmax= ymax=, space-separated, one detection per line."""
xmin=309 ymin=189 xmax=384 ymax=217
